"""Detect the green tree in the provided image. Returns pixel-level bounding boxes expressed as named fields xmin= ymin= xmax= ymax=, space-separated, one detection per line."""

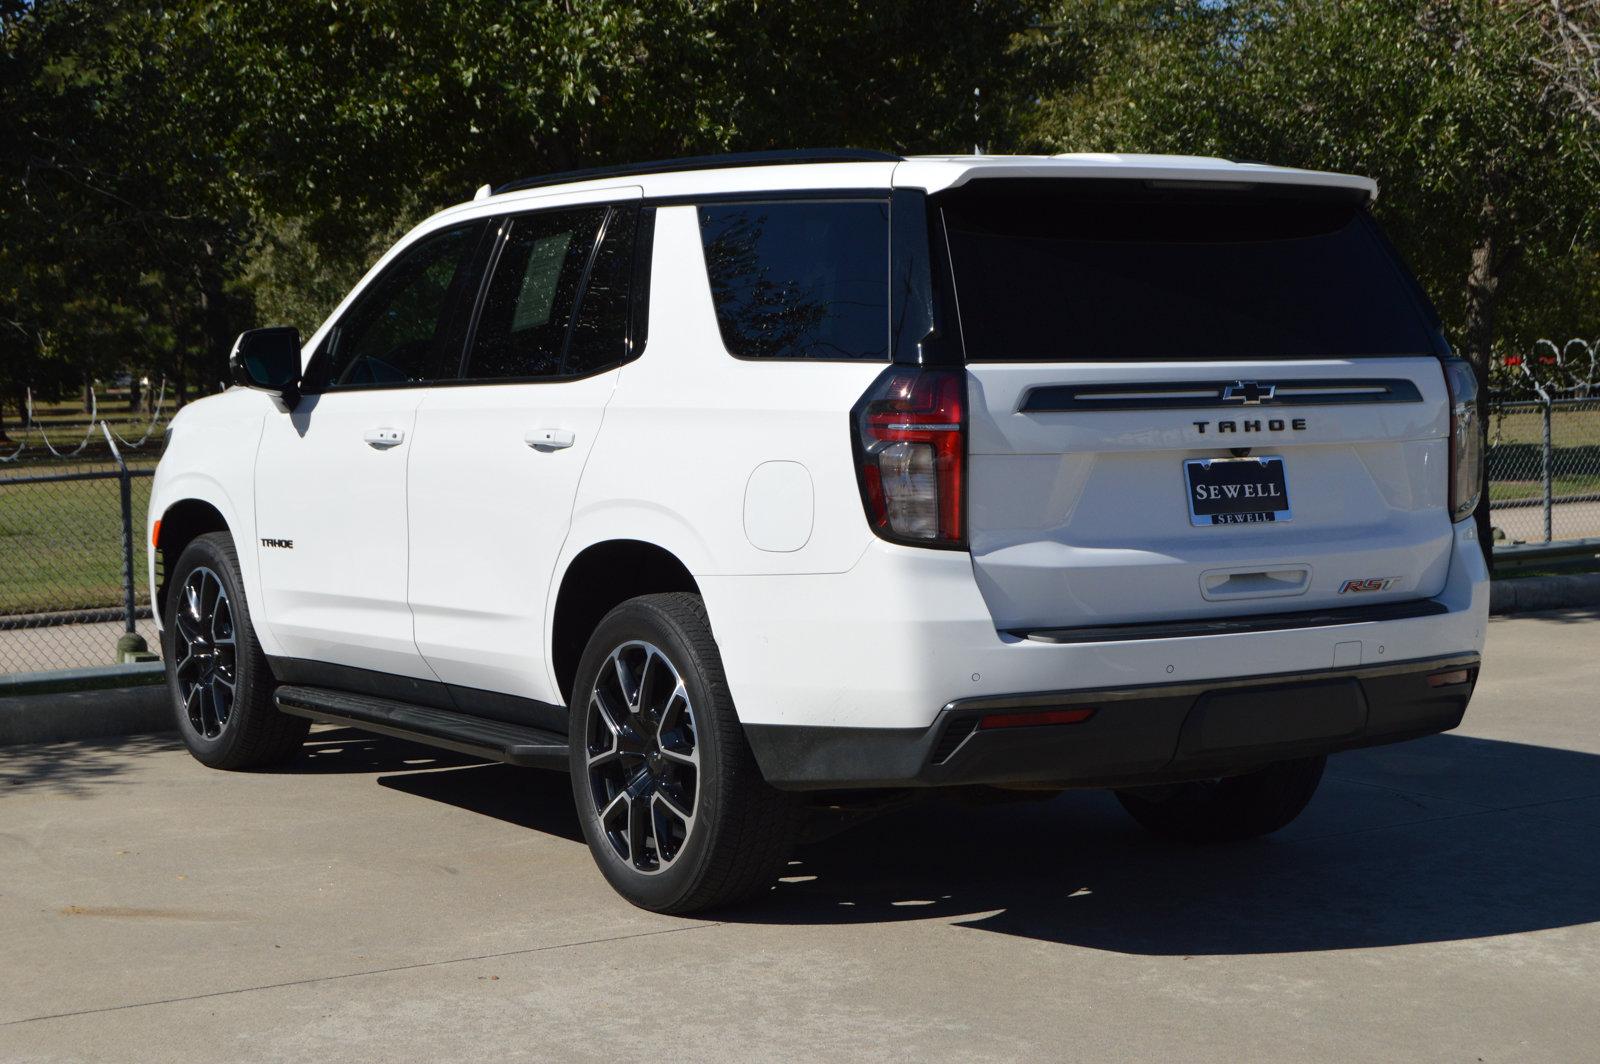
xmin=1029 ymin=0 xmax=1600 ymax=377
xmin=195 ymin=0 xmax=1077 ymax=333
xmin=1 ymin=1 xmax=258 ymax=407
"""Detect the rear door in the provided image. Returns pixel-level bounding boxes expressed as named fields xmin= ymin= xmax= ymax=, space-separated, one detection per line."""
xmin=406 ymin=195 xmax=646 ymax=721
xmin=939 ymin=181 xmax=1455 ymax=632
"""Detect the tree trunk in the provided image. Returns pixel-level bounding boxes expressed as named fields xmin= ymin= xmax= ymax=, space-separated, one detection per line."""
xmin=81 ymin=369 xmax=93 ymax=414
xmin=1461 ymin=194 xmax=1521 ymax=573
xmin=199 ymin=239 xmax=235 ymax=396
xmin=129 ymin=374 xmax=142 ymax=413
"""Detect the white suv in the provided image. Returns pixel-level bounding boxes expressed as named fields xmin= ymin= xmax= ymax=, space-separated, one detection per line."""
xmin=149 ymin=150 xmax=1488 ymax=912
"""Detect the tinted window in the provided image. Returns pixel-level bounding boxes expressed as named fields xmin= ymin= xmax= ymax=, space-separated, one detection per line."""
xmin=698 ymin=201 xmax=889 ymax=360
xmin=468 ymin=208 xmax=605 ymax=380
xmin=313 ymin=224 xmax=480 ymax=388
xmin=566 ymin=206 xmax=640 ymax=376
xmin=942 ymin=187 xmax=1439 ymax=361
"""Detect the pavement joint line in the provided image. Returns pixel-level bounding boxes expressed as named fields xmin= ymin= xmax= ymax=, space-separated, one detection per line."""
xmin=1328 ymin=773 xmax=1600 ymax=815
xmin=1290 ymin=805 xmax=1518 ymax=843
xmin=0 ymin=920 xmax=721 ymax=1028
xmin=1324 ymin=774 xmax=1501 ymax=811
xmin=1291 ymin=790 xmax=1600 ymax=844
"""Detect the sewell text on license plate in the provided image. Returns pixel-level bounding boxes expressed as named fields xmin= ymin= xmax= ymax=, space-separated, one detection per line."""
xmin=1185 ymin=456 xmax=1292 ymax=526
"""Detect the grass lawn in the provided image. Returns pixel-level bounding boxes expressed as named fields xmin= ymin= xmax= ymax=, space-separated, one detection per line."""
xmin=1488 ymin=474 xmax=1600 ymax=503
xmin=1487 ymin=404 xmax=1600 ymax=503
xmin=0 ymin=467 xmax=155 ymax=616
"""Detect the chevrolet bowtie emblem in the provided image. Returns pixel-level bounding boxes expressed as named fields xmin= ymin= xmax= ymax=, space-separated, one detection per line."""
xmin=1221 ymin=380 xmax=1275 ymax=405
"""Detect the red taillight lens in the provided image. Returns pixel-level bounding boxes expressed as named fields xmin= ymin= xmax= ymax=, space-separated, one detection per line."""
xmin=852 ymin=367 xmax=966 ymax=546
xmin=1427 ymin=668 xmax=1471 ymax=688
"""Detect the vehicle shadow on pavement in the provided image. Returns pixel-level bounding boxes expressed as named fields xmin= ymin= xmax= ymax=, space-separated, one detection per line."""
xmin=286 ymin=727 xmax=587 ymax=841
xmin=733 ymin=733 xmax=1600 ymax=956
xmin=377 ymin=760 xmax=586 ymax=842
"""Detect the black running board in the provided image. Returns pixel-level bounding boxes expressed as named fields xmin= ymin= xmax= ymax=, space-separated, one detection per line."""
xmin=274 ymin=685 xmax=569 ymax=769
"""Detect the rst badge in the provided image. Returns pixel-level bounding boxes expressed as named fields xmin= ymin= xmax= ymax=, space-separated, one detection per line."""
xmin=1339 ymin=577 xmax=1398 ymax=594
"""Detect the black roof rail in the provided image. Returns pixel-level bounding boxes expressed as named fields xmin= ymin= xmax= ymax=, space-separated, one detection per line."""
xmin=492 ymin=148 xmax=902 ymax=196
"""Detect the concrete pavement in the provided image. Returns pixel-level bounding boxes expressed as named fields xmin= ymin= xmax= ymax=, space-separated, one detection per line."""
xmin=2 ymin=608 xmax=1598 ymax=1062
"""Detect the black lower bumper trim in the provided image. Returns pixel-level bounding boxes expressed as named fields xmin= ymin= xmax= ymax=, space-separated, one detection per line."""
xmin=745 ymin=653 xmax=1480 ymax=791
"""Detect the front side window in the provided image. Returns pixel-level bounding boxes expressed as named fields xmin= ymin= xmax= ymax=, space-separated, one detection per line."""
xmin=697 ymin=200 xmax=889 ymax=361
xmin=310 ymin=223 xmax=482 ymax=389
xmin=466 ymin=208 xmax=606 ymax=380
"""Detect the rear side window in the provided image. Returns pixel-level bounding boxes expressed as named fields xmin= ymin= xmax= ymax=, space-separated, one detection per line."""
xmin=566 ymin=206 xmax=640 ymax=377
xmin=467 ymin=208 xmax=606 ymax=380
xmin=698 ymin=200 xmax=889 ymax=361
xmin=309 ymin=222 xmax=482 ymax=389
xmin=941 ymin=185 xmax=1439 ymax=361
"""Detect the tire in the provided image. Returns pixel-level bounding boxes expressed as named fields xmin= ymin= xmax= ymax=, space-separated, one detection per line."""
xmin=163 ymin=532 xmax=309 ymax=770
xmin=1115 ymin=756 xmax=1326 ymax=844
xmin=568 ymin=592 xmax=800 ymax=914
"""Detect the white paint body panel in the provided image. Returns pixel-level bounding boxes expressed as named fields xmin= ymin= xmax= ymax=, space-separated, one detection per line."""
xmin=146 ymin=389 xmax=278 ymax=652
xmin=407 ymin=370 xmax=620 ymax=704
xmin=253 ymin=389 xmax=431 ymax=678
xmin=744 ymin=462 xmax=815 ymax=553
xmin=965 ymin=358 xmax=1455 ymax=630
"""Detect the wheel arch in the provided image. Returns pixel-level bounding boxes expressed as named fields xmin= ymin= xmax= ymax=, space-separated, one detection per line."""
xmin=155 ymin=497 xmax=233 ymax=624
xmin=550 ymin=539 xmax=701 ymax=705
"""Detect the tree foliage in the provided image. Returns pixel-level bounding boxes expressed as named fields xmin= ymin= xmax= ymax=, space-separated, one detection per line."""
xmin=1028 ymin=0 xmax=1600 ymax=376
xmin=2 ymin=0 xmax=1597 ymax=412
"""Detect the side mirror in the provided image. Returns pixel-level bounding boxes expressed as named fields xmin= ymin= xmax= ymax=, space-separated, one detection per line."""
xmin=229 ymin=327 xmax=302 ymax=410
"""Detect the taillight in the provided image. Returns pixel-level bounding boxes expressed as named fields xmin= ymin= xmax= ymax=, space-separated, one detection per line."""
xmin=852 ymin=366 xmax=966 ymax=547
xmin=1442 ymin=359 xmax=1482 ymax=523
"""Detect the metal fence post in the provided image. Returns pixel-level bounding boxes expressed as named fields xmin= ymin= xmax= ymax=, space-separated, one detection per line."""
xmin=1541 ymin=397 xmax=1554 ymax=543
xmin=101 ymin=423 xmax=148 ymax=660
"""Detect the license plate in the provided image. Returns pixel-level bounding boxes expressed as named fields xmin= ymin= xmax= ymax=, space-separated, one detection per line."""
xmin=1185 ymin=456 xmax=1291 ymax=526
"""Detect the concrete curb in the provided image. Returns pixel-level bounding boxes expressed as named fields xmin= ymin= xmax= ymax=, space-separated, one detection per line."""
xmin=0 ymin=684 xmax=172 ymax=747
xmin=0 ymin=662 xmax=165 ymax=697
xmin=1490 ymin=573 xmax=1600 ymax=615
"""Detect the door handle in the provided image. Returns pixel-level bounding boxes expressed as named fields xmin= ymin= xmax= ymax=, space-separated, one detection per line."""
xmin=363 ymin=427 xmax=405 ymax=448
xmin=525 ymin=428 xmax=575 ymax=451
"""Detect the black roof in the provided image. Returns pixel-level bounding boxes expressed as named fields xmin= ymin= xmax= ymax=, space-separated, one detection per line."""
xmin=492 ymin=149 xmax=902 ymax=195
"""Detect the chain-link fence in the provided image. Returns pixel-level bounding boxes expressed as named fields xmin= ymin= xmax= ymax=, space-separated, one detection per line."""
xmin=1487 ymin=397 xmax=1600 ymax=545
xmin=0 ymin=452 xmax=160 ymax=675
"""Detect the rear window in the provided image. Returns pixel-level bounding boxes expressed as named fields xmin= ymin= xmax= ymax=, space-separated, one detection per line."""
xmin=698 ymin=200 xmax=889 ymax=361
xmin=941 ymin=185 xmax=1439 ymax=361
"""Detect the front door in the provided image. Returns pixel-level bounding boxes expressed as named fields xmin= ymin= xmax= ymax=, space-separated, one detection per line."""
xmin=254 ymin=220 xmax=486 ymax=679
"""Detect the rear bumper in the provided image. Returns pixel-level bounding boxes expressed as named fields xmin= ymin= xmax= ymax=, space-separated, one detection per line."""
xmin=746 ymin=652 xmax=1480 ymax=790
xmin=703 ymin=519 xmax=1489 ymax=732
